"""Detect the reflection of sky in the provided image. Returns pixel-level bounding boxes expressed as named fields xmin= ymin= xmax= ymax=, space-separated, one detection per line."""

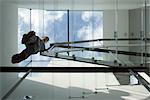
xmin=18 ymin=8 xmax=103 ymax=63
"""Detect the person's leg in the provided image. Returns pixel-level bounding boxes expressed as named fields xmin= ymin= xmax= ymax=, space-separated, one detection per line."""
xmin=11 ymin=49 xmax=32 ymax=64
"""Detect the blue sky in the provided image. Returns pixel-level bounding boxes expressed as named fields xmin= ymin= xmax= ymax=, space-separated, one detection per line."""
xmin=18 ymin=8 xmax=103 ymax=61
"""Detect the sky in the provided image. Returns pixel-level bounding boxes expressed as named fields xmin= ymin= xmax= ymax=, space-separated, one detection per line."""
xmin=18 ymin=8 xmax=103 ymax=62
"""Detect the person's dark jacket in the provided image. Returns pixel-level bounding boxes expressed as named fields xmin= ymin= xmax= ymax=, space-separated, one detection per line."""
xmin=22 ymin=33 xmax=45 ymax=54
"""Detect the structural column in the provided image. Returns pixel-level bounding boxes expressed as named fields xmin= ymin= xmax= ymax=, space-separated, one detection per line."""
xmin=1 ymin=1 xmax=18 ymax=66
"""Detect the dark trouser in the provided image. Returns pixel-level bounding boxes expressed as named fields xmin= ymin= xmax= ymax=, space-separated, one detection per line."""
xmin=11 ymin=48 xmax=37 ymax=64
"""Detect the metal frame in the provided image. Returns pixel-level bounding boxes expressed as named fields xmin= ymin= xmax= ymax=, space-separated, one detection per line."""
xmin=38 ymin=38 xmax=150 ymax=69
xmin=50 ymin=38 xmax=150 ymax=46
xmin=129 ymin=69 xmax=150 ymax=92
xmin=0 ymin=67 xmax=148 ymax=73
xmin=39 ymin=38 xmax=150 ymax=69
xmin=1 ymin=67 xmax=149 ymax=93
xmin=68 ymin=96 xmax=85 ymax=99
xmin=55 ymin=45 xmax=150 ymax=57
xmin=41 ymin=51 xmax=122 ymax=67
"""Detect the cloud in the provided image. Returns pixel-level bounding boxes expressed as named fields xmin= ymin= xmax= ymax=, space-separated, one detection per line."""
xmin=78 ymin=24 xmax=103 ymax=47
xmin=81 ymin=11 xmax=103 ymax=23
xmin=18 ymin=8 xmax=30 ymax=24
xmin=78 ymin=24 xmax=92 ymax=40
xmin=77 ymin=11 xmax=103 ymax=47
xmin=18 ymin=8 xmax=66 ymax=35
xmin=29 ymin=10 xmax=66 ymax=43
xmin=81 ymin=12 xmax=93 ymax=22
xmin=44 ymin=11 xmax=66 ymax=22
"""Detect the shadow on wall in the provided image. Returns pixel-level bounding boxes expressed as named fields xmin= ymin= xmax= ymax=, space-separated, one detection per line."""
xmin=2 ymin=78 xmax=130 ymax=100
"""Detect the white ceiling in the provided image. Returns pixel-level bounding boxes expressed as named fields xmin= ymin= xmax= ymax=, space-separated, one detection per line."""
xmin=1 ymin=0 xmax=147 ymax=10
xmin=1 ymin=0 xmax=145 ymax=3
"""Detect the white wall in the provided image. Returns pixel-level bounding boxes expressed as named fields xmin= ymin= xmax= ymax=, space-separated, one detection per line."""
xmin=0 ymin=0 xmax=2 ymax=66
xmin=103 ymin=10 xmax=129 ymax=39
xmin=17 ymin=0 xmax=143 ymax=10
xmin=1 ymin=1 xmax=18 ymax=66
xmin=0 ymin=1 xmax=2 ymax=98
xmin=0 ymin=3 xmax=18 ymax=98
xmin=129 ymin=8 xmax=142 ymax=64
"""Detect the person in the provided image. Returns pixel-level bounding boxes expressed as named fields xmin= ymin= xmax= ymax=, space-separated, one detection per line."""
xmin=11 ymin=31 xmax=49 ymax=64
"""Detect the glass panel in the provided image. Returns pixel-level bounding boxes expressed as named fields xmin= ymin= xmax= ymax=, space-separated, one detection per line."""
xmin=46 ymin=11 xmax=68 ymax=43
xmin=18 ymin=8 xmax=30 ymax=53
xmin=69 ymin=11 xmax=103 ymax=62
xmin=69 ymin=11 xmax=103 ymax=43
xmin=18 ymin=8 xmax=31 ymax=66
xmin=31 ymin=10 xmax=67 ymax=61
xmin=18 ymin=9 xmax=68 ymax=62
xmin=16 ymin=0 xmax=150 ymax=68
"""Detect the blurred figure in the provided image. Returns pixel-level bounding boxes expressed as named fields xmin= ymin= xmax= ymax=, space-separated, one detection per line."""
xmin=11 ymin=31 xmax=49 ymax=64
